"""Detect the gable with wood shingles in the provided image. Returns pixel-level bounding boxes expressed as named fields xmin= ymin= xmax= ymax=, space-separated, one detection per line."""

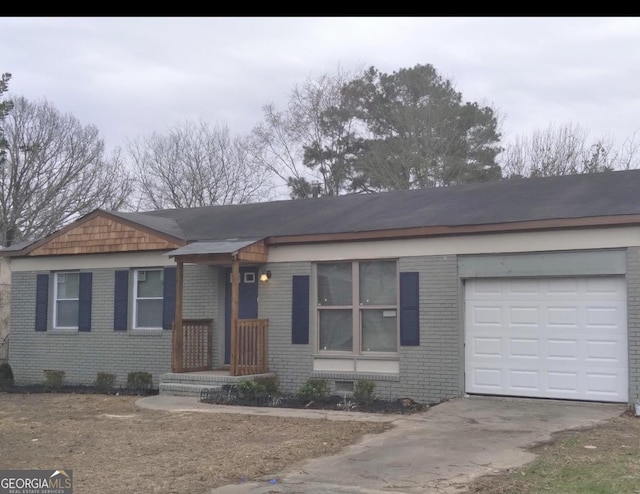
xmin=28 ymin=213 xmax=184 ymax=256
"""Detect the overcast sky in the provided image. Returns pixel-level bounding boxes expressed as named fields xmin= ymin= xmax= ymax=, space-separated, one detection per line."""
xmin=2 ymin=17 xmax=640 ymax=154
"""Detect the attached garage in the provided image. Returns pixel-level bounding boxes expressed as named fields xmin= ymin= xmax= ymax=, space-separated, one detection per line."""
xmin=465 ymin=276 xmax=628 ymax=402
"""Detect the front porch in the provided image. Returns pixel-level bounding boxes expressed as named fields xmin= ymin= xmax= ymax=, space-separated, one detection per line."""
xmin=169 ymin=238 xmax=270 ymax=377
xmin=171 ymin=318 xmax=269 ymax=375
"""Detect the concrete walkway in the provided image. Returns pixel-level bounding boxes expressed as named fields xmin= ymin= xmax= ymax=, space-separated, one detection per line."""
xmin=136 ymin=395 xmax=626 ymax=494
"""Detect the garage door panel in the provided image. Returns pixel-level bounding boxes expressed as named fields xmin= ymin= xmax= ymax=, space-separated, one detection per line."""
xmin=509 ymin=306 xmax=540 ymax=326
xmin=471 ymin=367 xmax=503 ymax=389
xmin=586 ymin=339 xmax=624 ymax=361
xmin=547 ymin=371 xmax=579 ymax=393
xmin=471 ymin=305 xmax=503 ymax=325
xmin=547 ymin=338 xmax=578 ymax=359
xmin=586 ymin=277 xmax=621 ymax=294
xmin=546 ymin=278 xmax=579 ymax=294
xmin=585 ymin=371 xmax=626 ymax=397
xmin=465 ymin=276 xmax=628 ymax=402
xmin=509 ymin=279 xmax=542 ymax=294
xmin=472 ymin=337 xmax=502 ymax=356
xmin=586 ymin=306 xmax=622 ymax=328
xmin=509 ymin=369 xmax=540 ymax=390
xmin=546 ymin=306 xmax=579 ymax=327
xmin=509 ymin=338 xmax=539 ymax=358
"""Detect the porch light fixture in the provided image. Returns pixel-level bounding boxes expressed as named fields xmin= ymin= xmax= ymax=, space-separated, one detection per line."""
xmin=260 ymin=270 xmax=272 ymax=282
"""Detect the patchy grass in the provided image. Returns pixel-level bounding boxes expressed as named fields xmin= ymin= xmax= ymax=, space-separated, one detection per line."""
xmin=466 ymin=411 xmax=640 ymax=494
xmin=0 ymin=393 xmax=391 ymax=494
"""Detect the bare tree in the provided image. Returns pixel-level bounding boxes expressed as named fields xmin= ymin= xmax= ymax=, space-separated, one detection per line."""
xmin=501 ymin=122 xmax=640 ymax=178
xmin=129 ymin=119 xmax=274 ymax=210
xmin=0 ymin=96 xmax=133 ymax=247
xmin=249 ymin=66 xmax=359 ymax=198
xmin=0 ymin=73 xmax=12 ymax=168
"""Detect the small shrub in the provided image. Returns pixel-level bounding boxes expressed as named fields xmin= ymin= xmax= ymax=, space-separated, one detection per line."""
xmin=254 ymin=375 xmax=279 ymax=395
xmin=297 ymin=378 xmax=328 ymax=403
xmin=95 ymin=372 xmax=116 ymax=394
xmin=43 ymin=370 xmax=65 ymax=391
xmin=236 ymin=380 xmax=267 ymax=399
xmin=0 ymin=362 xmax=14 ymax=387
xmin=126 ymin=371 xmax=153 ymax=392
xmin=354 ymin=380 xmax=376 ymax=405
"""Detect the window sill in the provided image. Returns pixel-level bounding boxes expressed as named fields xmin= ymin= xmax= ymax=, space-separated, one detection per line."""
xmin=129 ymin=328 xmax=165 ymax=337
xmin=313 ymin=356 xmax=399 ymax=374
xmin=48 ymin=328 xmax=78 ymax=335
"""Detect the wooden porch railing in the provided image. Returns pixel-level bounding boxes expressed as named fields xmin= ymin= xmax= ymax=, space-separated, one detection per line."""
xmin=172 ymin=319 xmax=213 ymax=372
xmin=232 ymin=319 xmax=268 ymax=376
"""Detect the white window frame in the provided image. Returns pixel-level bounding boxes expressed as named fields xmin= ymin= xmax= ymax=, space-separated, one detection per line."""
xmin=133 ymin=268 xmax=163 ymax=330
xmin=53 ymin=271 xmax=80 ymax=330
xmin=314 ymin=260 xmax=399 ymax=356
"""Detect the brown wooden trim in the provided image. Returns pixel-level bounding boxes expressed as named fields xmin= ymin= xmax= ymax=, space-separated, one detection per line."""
xmin=172 ymin=261 xmax=184 ymax=372
xmin=174 ymin=253 xmax=234 ymax=265
xmin=265 ymin=215 xmax=640 ymax=246
xmin=230 ymin=257 xmax=240 ymax=376
xmin=9 ymin=209 xmax=186 ymax=257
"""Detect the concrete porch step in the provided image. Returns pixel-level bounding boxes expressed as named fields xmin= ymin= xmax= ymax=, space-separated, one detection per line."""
xmin=159 ymin=382 xmax=221 ymax=397
xmin=159 ymin=371 xmax=277 ymax=397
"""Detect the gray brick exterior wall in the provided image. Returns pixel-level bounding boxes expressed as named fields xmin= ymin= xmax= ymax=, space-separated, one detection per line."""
xmin=11 ymin=248 xmax=635 ymax=404
xmin=9 ymin=264 xmax=218 ymax=387
xmin=397 ymin=255 xmax=461 ymax=403
xmin=259 ymin=262 xmax=313 ymax=394
xmin=259 ymin=256 xmax=461 ymax=405
xmin=627 ymin=247 xmax=640 ymax=403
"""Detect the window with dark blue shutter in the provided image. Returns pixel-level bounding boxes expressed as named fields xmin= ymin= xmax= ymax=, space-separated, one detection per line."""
xmin=113 ymin=270 xmax=129 ymax=331
xmin=78 ymin=272 xmax=92 ymax=331
xmin=35 ymin=274 xmax=49 ymax=332
xmin=399 ymin=272 xmax=420 ymax=346
xmin=291 ymin=275 xmax=310 ymax=344
xmin=162 ymin=267 xmax=177 ymax=330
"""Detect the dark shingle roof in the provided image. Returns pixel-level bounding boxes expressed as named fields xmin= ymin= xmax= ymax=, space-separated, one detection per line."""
xmin=112 ymin=170 xmax=640 ymax=242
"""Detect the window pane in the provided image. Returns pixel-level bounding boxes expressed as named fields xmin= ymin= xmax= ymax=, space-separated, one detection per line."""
xmin=317 ymin=263 xmax=352 ymax=306
xmin=136 ymin=299 xmax=163 ymax=328
xmin=318 ymin=309 xmax=352 ymax=351
xmin=359 ymin=261 xmax=396 ymax=306
xmin=361 ymin=309 xmax=397 ymax=352
xmin=57 ymin=272 xmax=79 ymax=299
xmin=137 ymin=270 xmax=163 ymax=298
xmin=56 ymin=300 xmax=79 ymax=328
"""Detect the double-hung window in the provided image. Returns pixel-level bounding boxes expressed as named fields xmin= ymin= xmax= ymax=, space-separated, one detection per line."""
xmin=317 ymin=260 xmax=398 ymax=354
xmin=133 ymin=269 xmax=164 ymax=329
xmin=54 ymin=272 xmax=80 ymax=329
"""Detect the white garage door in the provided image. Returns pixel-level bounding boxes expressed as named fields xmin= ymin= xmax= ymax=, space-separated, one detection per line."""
xmin=465 ymin=277 xmax=628 ymax=402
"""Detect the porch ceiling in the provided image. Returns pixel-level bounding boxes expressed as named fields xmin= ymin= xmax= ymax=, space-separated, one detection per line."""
xmin=167 ymin=238 xmax=268 ymax=265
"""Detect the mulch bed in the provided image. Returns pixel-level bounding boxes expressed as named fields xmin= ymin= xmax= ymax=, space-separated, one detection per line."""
xmin=199 ymin=386 xmax=430 ymax=414
xmin=0 ymin=383 xmax=158 ymax=396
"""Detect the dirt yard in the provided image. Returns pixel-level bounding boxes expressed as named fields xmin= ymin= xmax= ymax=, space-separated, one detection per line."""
xmin=0 ymin=393 xmax=391 ymax=494
xmin=465 ymin=410 xmax=640 ymax=493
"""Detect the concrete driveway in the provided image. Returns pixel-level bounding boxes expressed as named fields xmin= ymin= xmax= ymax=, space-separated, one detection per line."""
xmin=197 ymin=396 xmax=625 ymax=494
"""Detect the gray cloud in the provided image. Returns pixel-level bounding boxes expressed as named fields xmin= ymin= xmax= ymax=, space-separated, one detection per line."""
xmin=2 ymin=16 xmax=639 ymax=151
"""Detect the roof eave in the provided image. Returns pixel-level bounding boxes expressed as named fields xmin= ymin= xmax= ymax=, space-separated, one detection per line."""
xmin=265 ymin=215 xmax=640 ymax=246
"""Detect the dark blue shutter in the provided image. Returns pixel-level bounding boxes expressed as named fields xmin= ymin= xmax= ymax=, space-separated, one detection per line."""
xmin=162 ymin=267 xmax=177 ymax=330
xmin=78 ymin=272 xmax=92 ymax=331
xmin=399 ymin=272 xmax=420 ymax=346
xmin=35 ymin=274 xmax=49 ymax=332
xmin=291 ymin=275 xmax=310 ymax=344
xmin=113 ymin=270 xmax=129 ymax=331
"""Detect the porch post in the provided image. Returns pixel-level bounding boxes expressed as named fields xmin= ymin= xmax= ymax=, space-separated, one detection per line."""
xmin=230 ymin=255 xmax=240 ymax=376
xmin=172 ymin=260 xmax=184 ymax=372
